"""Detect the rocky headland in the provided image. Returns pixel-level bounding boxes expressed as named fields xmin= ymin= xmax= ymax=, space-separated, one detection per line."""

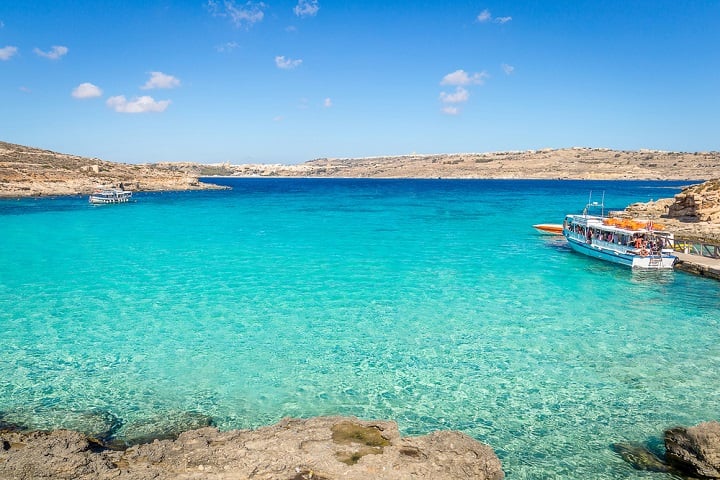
xmin=0 ymin=141 xmax=226 ymax=198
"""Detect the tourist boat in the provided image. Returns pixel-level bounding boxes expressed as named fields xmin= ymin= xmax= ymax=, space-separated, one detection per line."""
xmin=89 ymin=189 xmax=133 ymax=204
xmin=562 ymin=199 xmax=677 ymax=269
xmin=533 ymin=224 xmax=564 ymax=235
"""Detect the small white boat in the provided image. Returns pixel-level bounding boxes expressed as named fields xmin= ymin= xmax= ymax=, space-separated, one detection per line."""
xmin=89 ymin=189 xmax=133 ymax=204
xmin=563 ymin=198 xmax=677 ymax=269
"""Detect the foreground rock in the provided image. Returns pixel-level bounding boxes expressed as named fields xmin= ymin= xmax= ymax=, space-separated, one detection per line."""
xmin=0 ymin=416 xmax=504 ymax=480
xmin=665 ymin=421 xmax=720 ymax=479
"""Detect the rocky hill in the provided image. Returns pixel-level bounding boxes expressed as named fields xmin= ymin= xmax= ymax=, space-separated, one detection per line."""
xmin=3 ymin=142 xmax=720 ymax=199
xmin=0 ymin=141 xmax=223 ymax=197
xmin=228 ymin=148 xmax=720 ymax=180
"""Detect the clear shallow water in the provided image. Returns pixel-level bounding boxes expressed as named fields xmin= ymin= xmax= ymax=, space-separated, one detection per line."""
xmin=1 ymin=179 xmax=719 ymax=478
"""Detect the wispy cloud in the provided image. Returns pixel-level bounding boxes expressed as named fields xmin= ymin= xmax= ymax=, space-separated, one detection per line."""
xmin=476 ymin=9 xmax=512 ymax=24
xmin=0 ymin=20 xmax=5 ymax=28
xmin=441 ymin=69 xmax=489 ymax=86
xmin=275 ymin=55 xmax=302 ymax=69
xmin=294 ymin=0 xmax=319 ymax=17
xmin=208 ymin=0 xmax=266 ymax=28
xmin=106 ymin=95 xmax=171 ymax=113
xmin=323 ymin=97 xmax=332 ymax=108
xmin=34 ymin=45 xmax=68 ymax=60
xmin=141 ymin=72 xmax=181 ymax=90
xmin=439 ymin=87 xmax=469 ymax=116
xmin=439 ymin=70 xmax=488 ymax=115
xmin=72 ymin=82 xmax=103 ymax=99
xmin=0 ymin=46 xmax=18 ymax=61
xmin=215 ymin=41 xmax=240 ymax=52
xmin=502 ymin=63 xmax=514 ymax=75
xmin=477 ymin=9 xmax=492 ymax=22
xmin=439 ymin=87 xmax=469 ymax=104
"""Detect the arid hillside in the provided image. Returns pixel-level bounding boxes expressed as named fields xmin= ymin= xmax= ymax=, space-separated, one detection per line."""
xmin=0 ymin=141 xmax=223 ymax=197
xmin=2 ymin=142 xmax=720 ymax=198
xmin=228 ymin=148 xmax=720 ymax=180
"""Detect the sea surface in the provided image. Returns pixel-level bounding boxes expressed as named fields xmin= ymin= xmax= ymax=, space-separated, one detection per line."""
xmin=1 ymin=178 xmax=719 ymax=478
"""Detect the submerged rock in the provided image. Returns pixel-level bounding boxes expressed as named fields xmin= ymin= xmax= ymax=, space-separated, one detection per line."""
xmin=665 ymin=421 xmax=720 ymax=479
xmin=0 ymin=416 xmax=504 ymax=480
xmin=0 ymin=408 xmax=122 ymax=442
xmin=108 ymin=410 xmax=214 ymax=448
xmin=611 ymin=442 xmax=670 ymax=473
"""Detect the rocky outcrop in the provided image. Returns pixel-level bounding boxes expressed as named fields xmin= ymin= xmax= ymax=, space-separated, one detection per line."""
xmin=666 ymin=179 xmax=720 ymax=222
xmin=665 ymin=421 xmax=720 ymax=479
xmin=0 ymin=141 xmax=225 ymax=197
xmin=623 ymin=179 xmax=720 ymax=243
xmin=613 ymin=421 xmax=720 ymax=479
xmin=0 ymin=416 xmax=504 ymax=480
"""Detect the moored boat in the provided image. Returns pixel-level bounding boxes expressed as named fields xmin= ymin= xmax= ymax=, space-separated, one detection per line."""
xmin=562 ymin=200 xmax=676 ymax=269
xmin=533 ymin=223 xmax=564 ymax=235
xmin=89 ymin=189 xmax=133 ymax=204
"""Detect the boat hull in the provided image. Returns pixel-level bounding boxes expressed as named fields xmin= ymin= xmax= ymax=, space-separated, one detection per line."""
xmin=565 ymin=235 xmax=676 ymax=269
xmin=533 ymin=224 xmax=564 ymax=235
xmin=89 ymin=189 xmax=132 ymax=204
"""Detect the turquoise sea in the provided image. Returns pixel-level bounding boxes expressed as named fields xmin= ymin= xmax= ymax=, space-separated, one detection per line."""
xmin=1 ymin=178 xmax=719 ymax=478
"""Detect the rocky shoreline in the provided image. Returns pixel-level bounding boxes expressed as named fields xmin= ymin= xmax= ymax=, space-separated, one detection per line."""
xmin=0 ymin=416 xmax=504 ymax=480
xmin=2 ymin=415 xmax=719 ymax=479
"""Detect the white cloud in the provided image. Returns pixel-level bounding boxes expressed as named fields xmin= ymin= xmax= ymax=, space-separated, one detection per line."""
xmin=502 ymin=63 xmax=514 ymax=75
xmin=72 ymin=82 xmax=103 ymax=99
xmin=273 ymin=115 xmax=285 ymax=122
xmin=106 ymin=95 xmax=171 ymax=113
xmin=208 ymin=0 xmax=266 ymax=28
xmin=477 ymin=9 xmax=512 ymax=24
xmin=442 ymin=105 xmax=459 ymax=115
xmin=477 ymin=9 xmax=492 ymax=22
xmin=294 ymin=0 xmax=319 ymax=17
xmin=275 ymin=55 xmax=302 ymax=69
xmin=323 ymin=97 xmax=332 ymax=108
xmin=0 ymin=46 xmax=18 ymax=60
xmin=439 ymin=87 xmax=469 ymax=104
xmin=34 ymin=45 xmax=68 ymax=60
xmin=440 ymin=69 xmax=489 ymax=86
xmin=142 ymin=71 xmax=181 ymax=89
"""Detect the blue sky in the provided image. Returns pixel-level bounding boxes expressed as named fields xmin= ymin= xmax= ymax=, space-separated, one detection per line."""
xmin=1 ymin=1 xmax=719 ymax=164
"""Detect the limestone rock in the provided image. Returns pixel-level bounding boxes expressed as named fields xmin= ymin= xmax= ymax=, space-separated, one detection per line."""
xmin=667 ymin=179 xmax=720 ymax=222
xmin=0 ymin=416 xmax=504 ymax=480
xmin=665 ymin=421 xmax=720 ymax=479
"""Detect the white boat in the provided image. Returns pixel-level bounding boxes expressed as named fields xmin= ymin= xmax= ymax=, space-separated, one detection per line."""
xmin=89 ymin=189 xmax=133 ymax=204
xmin=562 ymin=199 xmax=677 ymax=269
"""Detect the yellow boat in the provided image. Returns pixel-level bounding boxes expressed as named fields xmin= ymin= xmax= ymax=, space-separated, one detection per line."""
xmin=533 ymin=223 xmax=564 ymax=235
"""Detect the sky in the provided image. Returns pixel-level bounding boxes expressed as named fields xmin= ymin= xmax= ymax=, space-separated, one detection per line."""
xmin=1 ymin=1 xmax=719 ymax=164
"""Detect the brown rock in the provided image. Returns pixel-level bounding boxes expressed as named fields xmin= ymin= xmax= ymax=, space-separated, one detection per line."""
xmin=0 ymin=416 xmax=504 ymax=480
xmin=665 ymin=421 xmax=720 ymax=479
